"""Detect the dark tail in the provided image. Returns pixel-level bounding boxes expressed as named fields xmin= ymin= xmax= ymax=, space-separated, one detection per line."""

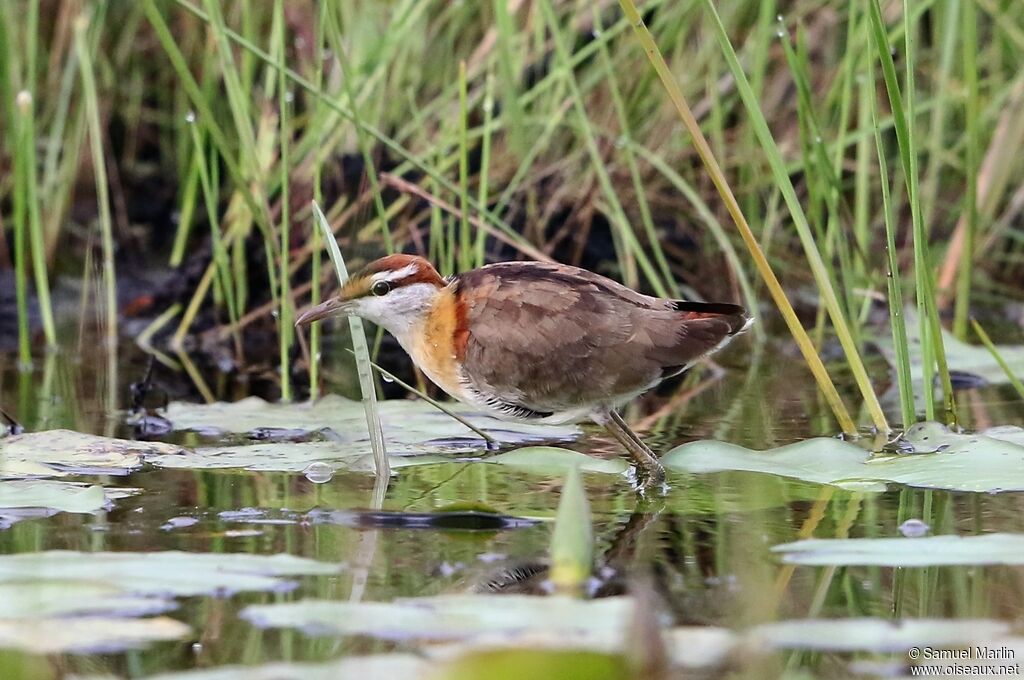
xmin=672 ymin=300 xmax=752 ymax=335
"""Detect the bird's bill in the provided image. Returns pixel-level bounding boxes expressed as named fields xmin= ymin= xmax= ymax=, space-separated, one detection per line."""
xmin=294 ymin=297 xmax=351 ymax=327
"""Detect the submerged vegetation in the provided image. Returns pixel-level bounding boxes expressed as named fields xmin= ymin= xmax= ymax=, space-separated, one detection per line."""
xmin=1 ymin=0 xmax=1024 ymax=678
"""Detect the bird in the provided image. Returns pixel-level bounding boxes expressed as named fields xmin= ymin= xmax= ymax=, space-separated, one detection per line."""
xmin=295 ymin=254 xmax=751 ymax=485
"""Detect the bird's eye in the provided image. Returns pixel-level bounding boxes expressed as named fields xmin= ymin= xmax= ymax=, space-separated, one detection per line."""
xmin=371 ymin=280 xmax=392 ymax=297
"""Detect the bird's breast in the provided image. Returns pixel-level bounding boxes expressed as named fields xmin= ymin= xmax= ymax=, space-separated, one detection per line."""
xmin=405 ymin=286 xmax=472 ymax=402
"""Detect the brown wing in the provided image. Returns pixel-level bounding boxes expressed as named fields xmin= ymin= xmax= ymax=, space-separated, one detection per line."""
xmin=455 ymin=262 xmax=747 ymax=416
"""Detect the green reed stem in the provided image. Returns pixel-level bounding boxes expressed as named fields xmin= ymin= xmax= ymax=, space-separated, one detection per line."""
xmin=74 ymin=15 xmax=117 ymax=351
xmin=971 ymin=320 xmax=1024 ymax=401
xmin=870 ymin=62 xmax=916 ymax=426
xmin=276 ymin=0 xmax=293 ymax=402
xmin=540 ymin=0 xmax=667 ymax=297
xmin=868 ymin=0 xmax=955 ymax=423
xmin=15 ymin=93 xmax=56 ymax=349
xmin=700 ymin=2 xmax=889 ymax=434
xmin=953 ymin=0 xmax=979 ymax=340
xmin=617 ymin=0 xmax=859 ymax=435
xmin=312 ymin=201 xmax=389 ymax=480
xmin=475 ymin=72 xmax=495 ymax=267
xmin=324 ymin=5 xmax=392 ymax=254
xmin=458 ymin=60 xmax=472 ymax=271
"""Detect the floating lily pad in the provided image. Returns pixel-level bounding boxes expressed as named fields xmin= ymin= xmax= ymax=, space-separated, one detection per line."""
xmin=773 ymin=534 xmax=1024 ymax=566
xmin=876 ymin=308 xmax=1024 ymax=386
xmin=0 ymin=430 xmax=183 ymax=480
xmin=0 ymin=551 xmax=342 ymax=653
xmin=663 ymin=422 xmax=1024 ymax=493
xmin=0 ymin=480 xmax=136 ymax=514
xmin=164 ymin=396 xmax=578 ymax=447
xmin=144 ymin=655 xmax=428 ymax=680
xmin=751 ymin=617 xmax=1011 ymax=652
xmin=489 ymin=447 xmax=629 ymax=474
xmin=145 ymin=397 xmax=583 ymax=475
xmin=0 ymin=616 xmax=190 ymax=654
xmin=0 ymin=582 xmax=173 ymax=619
xmin=0 ymin=551 xmax=343 ymax=597
xmin=242 ymin=594 xmax=631 ymax=640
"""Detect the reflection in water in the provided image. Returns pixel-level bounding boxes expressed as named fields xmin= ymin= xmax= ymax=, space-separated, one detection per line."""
xmin=2 ymin=328 xmax=1024 ymax=677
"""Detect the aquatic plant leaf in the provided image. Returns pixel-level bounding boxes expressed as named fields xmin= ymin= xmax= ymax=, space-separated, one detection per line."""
xmin=876 ymin=308 xmax=1024 ymax=385
xmin=0 ymin=551 xmax=342 ymax=654
xmin=433 ymin=648 xmax=628 ymax=680
xmin=164 ymin=396 xmax=577 ymax=447
xmin=242 ymin=594 xmax=632 ymax=640
xmin=0 ymin=616 xmax=190 ymax=653
xmin=0 ymin=551 xmax=343 ymax=597
xmin=663 ymin=437 xmax=876 ymax=488
xmin=0 ymin=582 xmax=173 ymax=619
xmin=663 ymin=423 xmax=1024 ymax=493
xmin=0 ymin=430 xmax=183 ymax=480
xmin=751 ymin=617 xmax=1011 ymax=652
xmin=144 ymin=655 xmax=428 ymax=680
xmin=490 ymin=447 xmax=629 ymax=474
xmin=549 ymin=465 xmax=593 ymax=591
xmin=0 ymin=480 xmax=136 ymax=514
xmin=147 ymin=442 xmax=625 ymax=476
xmin=773 ymin=534 xmax=1024 ymax=566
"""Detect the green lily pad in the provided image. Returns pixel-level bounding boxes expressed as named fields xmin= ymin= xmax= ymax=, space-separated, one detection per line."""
xmin=0 ymin=480 xmax=136 ymax=514
xmin=876 ymin=308 xmax=1024 ymax=385
xmin=0 ymin=617 xmax=190 ymax=654
xmin=0 ymin=550 xmax=342 ymax=597
xmin=751 ymin=617 xmax=1011 ymax=652
xmin=145 ymin=397 xmax=586 ymax=475
xmin=0 ymin=430 xmax=183 ymax=480
xmin=242 ymin=594 xmax=632 ymax=640
xmin=663 ymin=422 xmax=1024 ymax=493
xmin=164 ymin=396 xmax=578 ymax=447
xmin=432 ymin=648 xmax=628 ymax=680
xmin=0 ymin=582 xmax=172 ymax=619
xmin=144 ymin=655 xmax=428 ymax=680
xmin=0 ymin=550 xmax=342 ymax=653
xmin=489 ymin=447 xmax=629 ymax=474
xmin=773 ymin=533 xmax=1024 ymax=566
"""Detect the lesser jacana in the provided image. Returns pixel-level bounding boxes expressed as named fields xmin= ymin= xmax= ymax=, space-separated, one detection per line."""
xmin=295 ymin=254 xmax=751 ymax=484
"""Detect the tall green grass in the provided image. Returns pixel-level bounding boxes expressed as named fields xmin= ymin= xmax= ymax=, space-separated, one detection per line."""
xmin=2 ymin=1 xmax=1019 ymax=433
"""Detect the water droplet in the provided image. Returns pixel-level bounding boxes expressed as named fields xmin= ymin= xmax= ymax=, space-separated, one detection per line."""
xmin=814 ymin=135 xmax=822 ymax=144
xmin=898 ymin=518 xmax=929 ymax=537
xmin=304 ymin=462 xmax=334 ymax=483
xmin=776 ymin=14 xmax=784 ymax=22
xmin=381 ymin=373 xmax=394 ymax=383
xmin=284 ymin=90 xmax=295 ymax=103
xmin=776 ymin=30 xmax=785 ymax=38
xmin=185 ymin=111 xmax=196 ymax=124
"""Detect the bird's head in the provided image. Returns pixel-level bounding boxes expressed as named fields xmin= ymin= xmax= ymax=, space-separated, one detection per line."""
xmin=295 ymin=254 xmax=447 ymax=336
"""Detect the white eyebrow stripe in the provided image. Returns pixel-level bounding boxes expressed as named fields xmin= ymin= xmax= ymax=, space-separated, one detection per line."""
xmin=370 ymin=263 xmax=419 ymax=284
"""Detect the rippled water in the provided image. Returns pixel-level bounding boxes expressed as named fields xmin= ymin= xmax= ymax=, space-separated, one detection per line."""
xmin=2 ymin=324 xmax=1024 ymax=678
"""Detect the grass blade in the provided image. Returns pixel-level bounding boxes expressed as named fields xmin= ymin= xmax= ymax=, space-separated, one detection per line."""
xmin=74 ymin=14 xmax=117 ymax=352
xmin=616 ymin=0 xmax=860 ymax=435
xmin=971 ymin=320 xmax=1024 ymax=401
xmin=311 ymin=201 xmax=390 ymax=480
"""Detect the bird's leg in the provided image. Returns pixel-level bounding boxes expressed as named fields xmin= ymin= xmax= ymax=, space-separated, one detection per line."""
xmin=599 ymin=410 xmax=666 ymax=487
